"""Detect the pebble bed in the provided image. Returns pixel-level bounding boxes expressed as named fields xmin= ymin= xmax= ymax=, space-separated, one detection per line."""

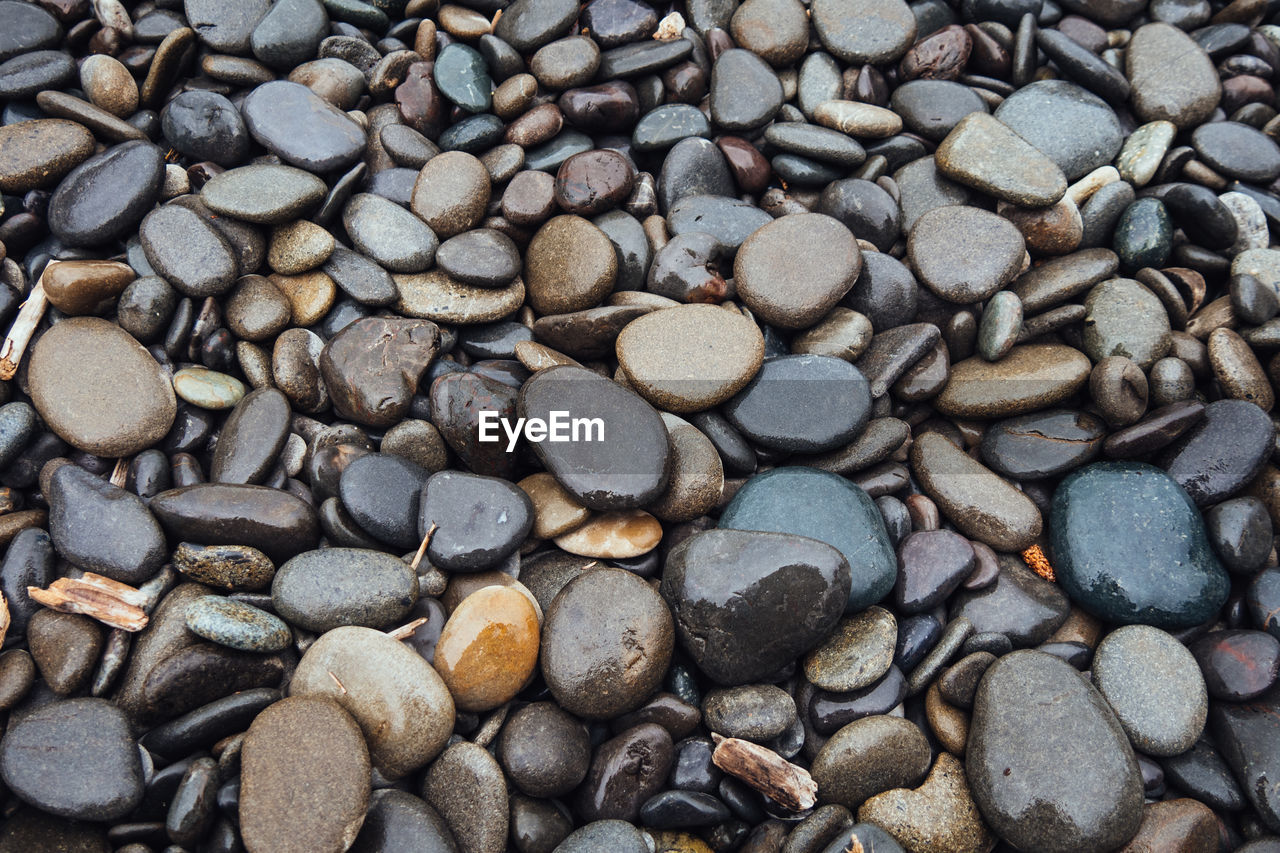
xmin=2 ymin=0 xmax=1280 ymax=851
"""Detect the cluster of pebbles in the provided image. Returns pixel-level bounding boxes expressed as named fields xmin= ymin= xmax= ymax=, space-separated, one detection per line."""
xmin=5 ymin=0 xmax=1280 ymax=850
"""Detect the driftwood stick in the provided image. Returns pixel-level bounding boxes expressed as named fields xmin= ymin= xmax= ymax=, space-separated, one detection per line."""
xmin=409 ymin=523 xmax=439 ymax=572
xmin=0 ymin=261 xmax=54 ymax=381
xmin=27 ymin=573 xmax=149 ymax=631
xmin=0 ymin=590 xmax=9 ymax=648
xmin=110 ymin=457 xmax=130 ymax=487
xmin=711 ymin=734 xmax=818 ymax=812
xmin=385 ymin=616 xmax=429 ymax=641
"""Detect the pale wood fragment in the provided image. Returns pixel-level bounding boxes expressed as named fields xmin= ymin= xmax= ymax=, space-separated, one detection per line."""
xmin=27 ymin=572 xmax=149 ymax=631
xmin=711 ymin=734 xmax=818 ymax=812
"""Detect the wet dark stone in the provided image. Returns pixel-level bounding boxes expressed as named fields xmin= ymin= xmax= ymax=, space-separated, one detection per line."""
xmin=47 ymin=140 xmax=166 ymax=247
xmin=893 ymin=529 xmax=975 ymax=614
xmin=660 ymin=528 xmax=852 ymax=684
xmin=149 ymin=483 xmax=320 ymax=562
xmin=1189 ymin=630 xmax=1280 ymax=702
xmin=339 ymin=453 xmax=428 ymax=549
xmin=1161 ymin=399 xmax=1273 ymax=506
xmin=431 ymin=370 xmax=521 ymax=479
xmin=210 ymin=388 xmax=291 ymax=485
xmin=1210 ymin=686 xmax=1280 ymax=832
xmin=320 ymin=317 xmax=441 ymax=427
xmin=161 ymin=91 xmax=250 ymax=166
xmin=418 ymin=470 xmax=532 ymax=571
xmin=48 ymin=464 xmax=166 ymax=585
xmin=722 ymin=355 xmax=870 ymax=454
xmin=575 ymin=723 xmax=674 ymax=822
xmin=980 ymin=409 xmax=1107 ymax=480
xmin=950 ymin=555 xmax=1069 ymax=647
xmin=242 ymin=80 xmax=367 ymax=172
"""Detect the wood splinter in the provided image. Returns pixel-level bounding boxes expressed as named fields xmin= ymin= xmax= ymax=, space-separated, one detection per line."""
xmin=711 ymin=733 xmax=818 ymax=813
xmin=0 ymin=260 xmax=55 ymax=381
xmin=27 ymin=572 xmax=149 ymax=632
xmin=385 ymin=616 xmax=429 ymax=641
xmin=409 ymin=522 xmax=439 ymax=572
xmin=0 ymin=590 xmax=9 ymax=648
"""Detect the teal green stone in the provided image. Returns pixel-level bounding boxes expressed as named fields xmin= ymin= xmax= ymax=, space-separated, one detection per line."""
xmin=185 ymin=595 xmax=291 ymax=652
xmin=1050 ymin=461 xmax=1229 ymax=629
xmin=719 ymin=466 xmax=895 ymax=612
xmin=1113 ymin=197 xmax=1172 ymax=272
xmin=434 ymin=43 xmax=493 ymax=114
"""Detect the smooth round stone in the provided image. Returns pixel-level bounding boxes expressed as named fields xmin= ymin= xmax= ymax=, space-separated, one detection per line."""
xmin=981 ymin=410 xmax=1106 ymax=480
xmin=150 ymin=483 xmax=318 ymax=563
xmin=518 ymin=473 xmax=589 ymax=539
xmin=803 ymin=606 xmax=897 ymax=692
xmin=1162 ymin=399 xmax=1273 ymax=506
xmin=173 ymin=367 xmax=247 ymax=410
xmin=810 ymin=0 xmax=915 ymax=63
xmin=556 ymin=820 xmax=650 ymax=853
xmin=1116 ymin=121 xmax=1177 ymax=188
xmin=338 ymin=452 xmax=426 ymax=549
xmin=1082 ymin=278 xmax=1171 ymax=370
xmin=908 ymin=205 xmax=1025 ymax=304
xmin=434 ymin=586 xmax=540 ymax=712
xmin=968 ymin=651 xmax=1144 ymax=852
xmin=1206 ymin=497 xmax=1272 ymax=574
xmin=47 ymin=463 xmax=166 ymax=585
xmin=993 ymin=81 xmax=1124 ymax=181
xmin=893 ymin=529 xmax=976 ymax=614
xmin=419 ymin=470 xmax=533 ymax=571
xmin=242 ymin=80 xmax=366 ymax=172
xmin=240 ymin=696 xmax=371 ymax=853
xmin=29 ymin=613 xmax=98 ymax=695
xmin=434 ymin=43 xmax=493 ymax=113
xmin=530 ymin=37 xmax=600 ymax=89
xmin=813 ymin=100 xmax=903 ymax=138
xmin=161 ymin=90 xmax=249 ymax=166
xmin=542 ymin=567 xmax=673 ymax=719
xmin=395 ymin=270 xmax=525 ymax=325
xmin=911 ymin=432 xmax=1042 ymax=552
xmin=1192 ymin=121 xmax=1280 ymax=183
xmin=48 ymin=140 xmax=165 ymax=246
xmin=519 ymin=365 xmax=669 ymax=510
xmin=554 ymin=149 xmax=634 ymax=216
xmin=722 ymin=355 xmax=871 ymax=454
xmin=351 ymin=790 xmax=458 ymax=853
xmin=662 ymin=528 xmax=850 ymax=684
xmin=421 ymin=740 xmax=509 ymax=853
xmin=342 ymin=193 xmax=438 ymax=273
xmin=250 ymin=0 xmax=326 ymax=69
xmin=935 ymin=344 xmax=1092 ymax=419
xmin=493 ymin=0 xmax=578 ymax=52
xmin=709 ymin=49 xmax=782 ymax=132
xmin=28 ymin=317 xmax=176 ymax=456
xmin=320 ymin=317 xmax=441 ymax=427
xmin=436 ymin=229 xmax=520 ymax=287
xmin=890 ymin=80 xmax=987 ymax=143
xmin=702 ymin=684 xmax=795 ymax=741
xmin=292 ymin=626 xmax=455 ymax=779
xmin=186 ymin=0 xmax=271 ymax=53
xmin=411 ymin=151 xmax=491 ymax=238
xmin=228 ymin=275 xmax=292 ymax=340
xmin=734 ymin=213 xmax=861 ymax=329
xmin=1190 ymin=630 xmax=1280 ymax=702
xmin=632 ymin=104 xmax=712 ymax=152
xmin=857 ymin=752 xmax=994 ymax=853
xmin=719 ymin=466 xmax=893 ymax=612
xmin=0 ymin=119 xmax=95 ymax=194
xmin=140 ymin=204 xmax=239 ymax=297
xmin=0 ymin=1 xmax=62 ymax=61
xmin=948 ymin=556 xmax=1068 ymax=649
xmin=812 ymin=715 xmax=931 ymax=812
xmin=185 ymin=595 xmax=290 ymax=652
xmin=0 ymin=50 xmax=75 ymax=99
xmin=615 ymin=304 xmax=763 ymax=413
xmin=1093 ymin=625 xmax=1208 ymax=757
xmin=1127 ymin=23 xmax=1221 ymax=128
xmin=202 ymin=164 xmax=327 ymax=224
xmin=272 ymin=547 xmax=418 ymax=632
xmin=0 ymin=698 xmax=143 ymax=821
xmin=1050 ymin=462 xmax=1229 ymax=628
xmin=47 ymin=257 xmax=133 ymax=313
xmin=525 ymin=214 xmax=621 ymax=314
xmin=935 ymin=112 xmax=1068 ymax=207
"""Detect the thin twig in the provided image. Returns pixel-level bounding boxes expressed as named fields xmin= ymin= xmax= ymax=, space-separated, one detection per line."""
xmin=409 ymin=523 xmax=439 ymax=572
xmin=385 ymin=616 xmax=429 ymax=641
xmin=0 ymin=261 xmax=55 ymax=381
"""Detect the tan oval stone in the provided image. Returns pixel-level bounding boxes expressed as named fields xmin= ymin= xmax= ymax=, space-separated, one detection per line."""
xmin=553 ymin=510 xmax=663 ymax=558
xmin=616 ymin=304 xmax=764 ymax=412
xmin=269 ymin=271 xmax=336 ymax=326
xmin=28 ymin=317 xmax=177 ymax=456
xmin=514 ymin=340 xmax=581 ymax=372
xmin=525 ymin=215 xmax=617 ymax=315
xmin=410 ymin=151 xmax=490 ymax=238
xmin=289 ymin=626 xmax=455 ymax=779
xmin=1209 ymin=327 xmax=1274 ymax=412
xmin=910 ymin=432 xmax=1042 ymax=551
xmin=434 ymin=586 xmax=541 ymax=712
xmin=803 ymin=606 xmax=897 ymax=692
xmin=42 ymin=260 xmax=135 ymax=315
xmin=0 ymin=119 xmax=96 ymax=193
xmin=240 ymin=696 xmax=371 ymax=853
xmin=648 ymin=417 xmax=724 ymax=523
xmin=935 ymin=344 xmax=1092 ymax=419
xmin=268 ymin=220 xmax=335 ymax=274
xmin=792 ymin=307 xmax=874 ymax=361
xmin=394 ymin=270 xmax=525 ymax=324
xmin=80 ymin=54 xmax=139 ymax=118
xmin=518 ymin=471 xmax=590 ymax=539
xmin=858 ymin=751 xmax=994 ymax=853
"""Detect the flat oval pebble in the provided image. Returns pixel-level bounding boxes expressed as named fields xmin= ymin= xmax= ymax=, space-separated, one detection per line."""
xmin=1051 ymin=462 xmax=1229 ymax=628
xmin=290 ymin=626 xmax=455 ymax=779
xmin=908 ymin=205 xmax=1026 ymax=304
xmin=185 ymin=595 xmax=291 ymax=653
xmin=47 ymin=140 xmax=165 ymax=246
xmin=722 ymin=355 xmax=871 ymax=453
xmin=242 ymin=80 xmax=366 ymax=172
xmin=734 ymin=213 xmax=861 ymax=329
xmin=615 ymin=304 xmax=763 ymax=413
xmin=272 ymin=547 xmax=417 ymax=632
xmin=0 ymin=119 xmax=94 ymax=193
xmin=810 ymin=0 xmax=916 ymax=64
xmin=202 ymin=164 xmax=327 ymax=224
xmin=434 ymin=585 xmax=541 ymax=712
xmin=542 ymin=567 xmax=674 ymax=718
xmin=936 ymin=344 xmax=1092 ymax=419
xmin=240 ymin=696 xmax=371 ymax=853
xmin=343 ymin=193 xmax=438 ymax=273
xmin=936 ymin=113 xmax=1068 ymax=207
xmin=419 ymin=470 xmax=533 ymax=571
xmin=993 ymin=80 xmax=1123 ymax=181
xmin=435 ymin=228 xmax=521 ymax=287
xmin=1126 ymin=22 xmax=1221 ymax=129
xmin=29 ymin=317 xmax=176 ymax=456
xmin=968 ymin=650 xmax=1144 ymax=852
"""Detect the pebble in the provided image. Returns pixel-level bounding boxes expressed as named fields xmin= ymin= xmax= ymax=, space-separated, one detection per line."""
xmin=661 ymin=528 xmax=850 ymax=684
xmin=810 ymin=0 xmax=916 ymax=64
xmin=434 ymin=585 xmax=540 ymax=711
xmin=184 ymin=595 xmax=290 ymax=653
xmin=343 ymin=192 xmax=438 ymax=273
xmin=28 ymin=610 xmax=101 ymax=696
xmin=0 ymin=119 xmax=95 ymax=194
xmin=993 ymin=80 xmax=1124 ymax=181
xmin=969 ymin=651 xmax=1144 ymax=851
xmin=423 ymin=741 xmax=509 ymax=853
xmin=290 ymin=626 xmax=455 ymax=779
xmin=1083 ymin=278 xmax=1172 ymax=369
xmin=242 ymin=80 xmax=366 ymax=172
xmin=500 ymin=701 xmax=591 ymax=798
xmin=47 ymin=140 xmax=165 ymax=246
xmin=936 ymin=113 xmax=1067 ymax=207
xmin=1092 ymin=625 xmax=1208 ymax=757
xmin=857 ymin=752 xmax=995 ymax=853
xmin=1126 ymin=22 xmax=1222 ymax=128
xmin=719 ymin=466 xmax=893 ymax=612
xmin=909 ymin=205 xmax=1026 ymax=303
xmin=1190 ymin=630 xmax=1280 ymax=702
xmin=936 ymin=344 xmax=1092 ymax=419
xmin=47 ymin=464 xmax=165 ymax=585
xmin=722 ymin=355 xmax=871 ymax=454
xmin=320 ymin=317 xmax=441 ymax=427
xmin=202 ymin=164 xmax=327 ymax=224
xmin=811 ymin=715 xmax=932 ymax=811
xmin=1162 ymin=399 xmax=1274 ymax=506
xmin=803 ymin=606 xmax=897 ymax=692
xmin=271 ymin=547 xmax=417 ymax=632
xmin=1050 ymin=462 xmax=1230 ymax=628
xmin=240 ymin=696 xmax=371 ymax=853
xmin=735 ymin=213 xmax=861 ymax=329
